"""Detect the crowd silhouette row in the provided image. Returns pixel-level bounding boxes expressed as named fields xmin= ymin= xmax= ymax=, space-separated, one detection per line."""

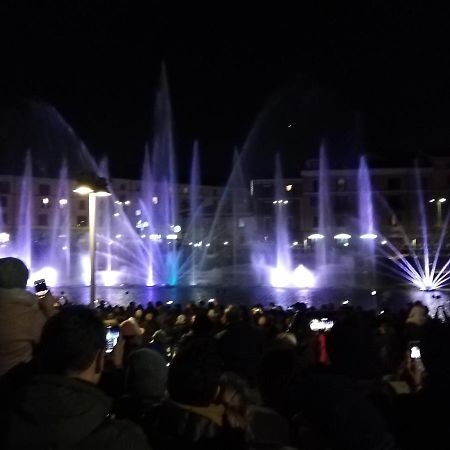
xmin=0 ymin=256 xmax=449 ymax=449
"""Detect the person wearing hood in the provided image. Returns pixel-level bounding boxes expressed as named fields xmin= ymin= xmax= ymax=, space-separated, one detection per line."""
xmin=0 ymin=257 xmax=56 ymax=376
xmin=2 ymin=305 xmax=150 ymax=450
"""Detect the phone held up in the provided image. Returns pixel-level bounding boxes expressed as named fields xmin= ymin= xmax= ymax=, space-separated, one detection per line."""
xmin=34 ymin=279 xmax=49 ymax=297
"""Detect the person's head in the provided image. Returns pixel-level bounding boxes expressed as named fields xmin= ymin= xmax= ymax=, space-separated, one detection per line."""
xmin=0 ymin=257 xmax=29 ymax=289
xmin=168 ymin=339 xmax=223 ymax=406
xmin=225 ymin=305 xmax=243 ymax=325
xmin=126 ymin=348 xmax=168 ymax=403
xmin=192 ymin=311 xmax=214 ymax=335
xmin=327 ymin=315 xmax=379 ymax=378
xmin=421 ymin=321 xmax=450 ymax=387
xmin=37 ymin=306 xmax=106 ymax=384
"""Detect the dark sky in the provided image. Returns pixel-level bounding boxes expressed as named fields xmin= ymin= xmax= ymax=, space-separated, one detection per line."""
xmin=0 ymin=1 xmax=449 ymax=183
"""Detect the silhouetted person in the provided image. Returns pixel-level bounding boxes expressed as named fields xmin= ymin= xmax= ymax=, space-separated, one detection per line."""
xmin=2 ymin=306 xmax=150 ymax=449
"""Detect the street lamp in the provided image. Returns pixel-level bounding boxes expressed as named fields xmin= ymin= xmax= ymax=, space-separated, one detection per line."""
xmin=74 ymin=175 xmax=111 ymax=305
xmin=429 ymin=197 xmax=446 ymax=227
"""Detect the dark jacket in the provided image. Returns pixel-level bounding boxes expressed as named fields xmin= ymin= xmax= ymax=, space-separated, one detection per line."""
xmin=216 ymin=323 xmax=264 ymax=384
xmin=3 ymin=374 xmax=150 ymax=450
xmin=141 ymin=400 xmax=246 ymax=450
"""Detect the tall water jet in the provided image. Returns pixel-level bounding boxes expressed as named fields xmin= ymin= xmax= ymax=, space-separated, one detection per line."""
xmin=47 ymin=160 xmax=71 ymax=281
xmin=189 ymin=141 xmax=201 ymax=285
xmin=16 ymin=151 xmax=33 ymax=268
xmin=273 ymin=154 xmax=292 ymax=278
xmin=317 ymin=144 xmax=331 ymax=270
xmin=151 ymin=65 xmax=178 ymax=285
xmin=357 ymin=156 xmax=376 ymax=284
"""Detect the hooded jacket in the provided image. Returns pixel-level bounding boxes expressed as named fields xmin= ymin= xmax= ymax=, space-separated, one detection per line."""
xmin=0 ymin=288 xmax=46 ymax=376
xmin=3 ymin=374 xmax=150 ymax=450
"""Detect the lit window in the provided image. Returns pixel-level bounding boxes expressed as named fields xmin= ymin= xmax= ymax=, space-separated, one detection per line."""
xmin=286 ymin=184 xmax=293 ymax=192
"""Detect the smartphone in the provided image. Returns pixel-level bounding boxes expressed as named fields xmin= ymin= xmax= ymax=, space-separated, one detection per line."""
xmin=34 ymin=279 xmax=48 ymax=296
xmin=105 ymin=326 xmax=120 ymax=353
xmin=409 ymin=342 xmax=421 ymax=360
xmin=309 ymin=318 xmax=334 ymax=332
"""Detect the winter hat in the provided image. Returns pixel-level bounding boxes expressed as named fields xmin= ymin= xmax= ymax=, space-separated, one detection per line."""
xmin=0 ymin=257 xmax=29 ymax=289
xmin=126 ymin=348 xmax=168 ymax=400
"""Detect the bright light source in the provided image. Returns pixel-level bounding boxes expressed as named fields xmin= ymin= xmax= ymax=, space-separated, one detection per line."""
xmin=360 ymin=233 xmax=378 ymax=240
xmin=342 ymin=300 xmax=350 ymax=305
xmin=205 ymin=243 xmax=211 ymax=247
xmin=173 ymin=225 xmax=181 ymax=233
xmin=62 ymin=246 xmax=68 ymax=251
xmin=166 ymin=234 xmax=178 ymax=240
xmin=99 ymin=270 xmax=120 ymax=287
xmin=140 ymin=234 xmax=146 ymax=238
xmin=371 ymin=290 xmax=377 ymax=296
xmin=343 ymin=242 xmax=349 ymax=247
xmin=124 ymin=200 xmax=131 ymax=205
xmin=308 ymin=233 xmax=325 ymax=240
xmin=113 ymin=212 xmax=120 ymax=217
xmin=283 ymin=200 xmax=288 ymax=204
xmin=114 ymin=200 xmax=123 ymax=205
xmin=95 ymin=190 xmax=111 ymax=197
xmin=429 ymin=198 xmax=436 ymax=203
xmin=439 ymin=198 xmax=447 ymax=203
xmin=135 ymin=209 xmax=141 ymax=216
xmin=149 ymin=234 xmax=162 ymax=241
xmin=152 ymin=196 xmax=158 ymax=205
xmin=272 ymin=201 xmax=277 ymax=204
xmin=166 ymin=300 xmax=174 ymax=305
xmin=309 ymin=318 xmax=334 ymax=332
xmin=286 ymin=184 xmax=293 ymax=191
xmin=292 ymin=264 xmax=316 ymax=288
xmin=277 ymin=200 xmax=282 ymax=204
xmin=115 ymin=234 xmax=122 ymax=239
xmin=28 ymin=267 xmax=58 ymax=287
xmin=334 ymin=233 xmax=351 ymax=240
xmin=381 ymin=240 xmax=387 ymax=245
xmin=223 ymin=241 xmax=229 ymax=246
xmin=42 ymin=198 xmax=49 ymax=205
xmin=59 ymin=198 xmax=68 ymax=206
xmin=292 ymin=241 xmax=299 ymax=246
xmin=73 ymin=186 xmax=93 ymax=195
xmin=0 ymin=232 xmax=10 ymax=244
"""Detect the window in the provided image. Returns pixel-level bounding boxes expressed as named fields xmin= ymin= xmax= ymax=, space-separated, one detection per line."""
xmin=38 ymin=184 xmax=51 ymax=195
xmin=238 ymin=218 xmax=245 ymax=228
xmin=77 ymin=216 xmax=88 ymax=226
xmin=38 ymin=214 xmax=48 ymax=226
xmin=79 ymin=199 xmax=86 ymax=210
xmin=0 ymin=181 xmax=10 ymax=194
xmin=0 ymin=196 xmax=7 ymax=208
xmin=336 ymin=178 xmax=347 ymax=192
xmin=387 ymin=178 xmax=401 ymax=190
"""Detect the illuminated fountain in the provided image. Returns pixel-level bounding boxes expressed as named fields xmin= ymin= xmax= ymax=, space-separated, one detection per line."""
xmin=378 ymin=172 xmax=450 ymax=291
xmin=253 ymin=155 xmax=316 ymax=288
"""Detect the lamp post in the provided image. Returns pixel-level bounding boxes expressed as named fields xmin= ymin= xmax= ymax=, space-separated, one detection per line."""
xmin=74 ymin=176 xmax=111 ymax=306
xmin=429 ymin=198 xmax=446 ymax=227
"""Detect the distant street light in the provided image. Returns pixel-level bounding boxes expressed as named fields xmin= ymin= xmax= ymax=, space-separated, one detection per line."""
xmin=73 ymin=175 xmax=111 ymax=305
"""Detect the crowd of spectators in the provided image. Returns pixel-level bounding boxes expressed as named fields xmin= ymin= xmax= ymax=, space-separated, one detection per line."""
xmin=1 ymin=256 xmax=450 ymax=449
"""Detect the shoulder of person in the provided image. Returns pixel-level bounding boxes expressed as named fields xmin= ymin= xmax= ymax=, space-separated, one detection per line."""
xmin=84 ymin=417 xmax=150 ymax=450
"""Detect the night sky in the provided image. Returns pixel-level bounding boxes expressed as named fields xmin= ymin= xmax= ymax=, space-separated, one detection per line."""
xmin=0 ymin=1 xmax=449 ymax=183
